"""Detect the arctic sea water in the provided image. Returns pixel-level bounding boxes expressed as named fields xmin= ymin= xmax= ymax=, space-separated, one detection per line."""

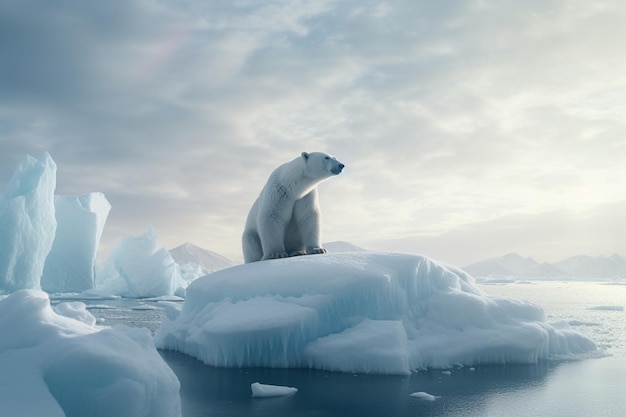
xmin=80 ymin=280 xmax=626 ymax=417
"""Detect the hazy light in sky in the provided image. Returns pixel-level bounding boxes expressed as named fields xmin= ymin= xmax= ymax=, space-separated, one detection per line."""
xmin=1 ymin=0 xmax=625 ymax=266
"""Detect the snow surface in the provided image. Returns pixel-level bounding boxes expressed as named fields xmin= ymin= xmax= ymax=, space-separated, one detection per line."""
xmin=251 ymin=382 xmax=298 ymax=398
xmin=0 ymin=290 xmax=181 ymax=417
xmin=42 ymin=193 xmax=111 ymax=293
xmin=155 ymin=252 xmax=598 ymax=375
xmin=0 ymin=152 xmax=57 ymax=293
xmin=97 ymin=227 xmax=186 ymax=298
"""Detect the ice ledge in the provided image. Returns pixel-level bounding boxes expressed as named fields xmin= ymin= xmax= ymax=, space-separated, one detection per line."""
xmin=156 ymin=252 xmax=597 ymax=375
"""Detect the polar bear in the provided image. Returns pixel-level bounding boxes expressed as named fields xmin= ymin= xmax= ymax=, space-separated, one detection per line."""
xmin=242 ymin=152 xmax=345 ymax=263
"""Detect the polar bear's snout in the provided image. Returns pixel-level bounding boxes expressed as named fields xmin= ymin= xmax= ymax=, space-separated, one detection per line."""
xmin=332 ymin=163 xmax=345 ymax=175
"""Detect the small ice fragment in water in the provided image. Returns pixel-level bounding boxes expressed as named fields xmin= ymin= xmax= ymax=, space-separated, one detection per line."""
xmin=251 ymin=382 xmax=298 ymax=398
xmin=410 ymin=391 xmax=439 ymax=401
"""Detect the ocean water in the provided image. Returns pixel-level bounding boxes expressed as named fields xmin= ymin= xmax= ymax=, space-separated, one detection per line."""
xmin=81 ymin=281 xmax=626 ymax=417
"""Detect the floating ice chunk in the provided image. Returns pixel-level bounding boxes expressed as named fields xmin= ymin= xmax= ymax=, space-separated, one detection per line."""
xmin=42 ymin=193 xmax=111 ymax=293
xmin=85 ymin=304 xmax=117 ymax=310
xmin=145 ymin=295 xmax=185 ymax=302
xmin=588 ymin=305 xmax=624 ymax=311
xmin=97 ymin=227 xmax=186 ymax=298
xmin=251 ymin=382 xmax=298 ymax=398
xmin=410 ymin=392 xmax=439 ymax=401
xmin=50 ymin=290 xmax=121 ymax=301
xmin=567 ymin=320 xmax=602 ymax=327
xmin=130 ymin=304 xmax=159 ymax=311
xmin=0 ymin=290 xmax=181 ymax=417
xmin=0 ymin=152 xmax=57 ymax=293
xmin=156 ymin=252 xmax=598 ymax=375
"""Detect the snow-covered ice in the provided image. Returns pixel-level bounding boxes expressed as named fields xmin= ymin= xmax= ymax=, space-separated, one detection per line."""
xmin=97 ymin=227 xmax=186 ymax=298
xmin=0 ymin=290 xmax=181 ymax=417
xmin=251 ymin=382 xmax=298 ymax=398
xmin=0 ymin=152 xmax=57 ymax=293
xmin=155 ymin=252 xmax=598 ymax=375
xmin=42 ymin=193 xmax=111 ymax=293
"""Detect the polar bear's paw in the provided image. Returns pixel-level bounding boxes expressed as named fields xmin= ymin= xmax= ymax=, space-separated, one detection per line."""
xmin=289 ymin=251 xmax=307 ymax=257
xmin=263 ymin=251 xmax=289 ymax=260
xmin=307 ymin=247 xmax=328 ymax=255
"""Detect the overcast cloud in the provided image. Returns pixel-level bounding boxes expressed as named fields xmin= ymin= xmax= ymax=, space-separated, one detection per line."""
xmin=1 ymin=0 xmax=625 ymax=266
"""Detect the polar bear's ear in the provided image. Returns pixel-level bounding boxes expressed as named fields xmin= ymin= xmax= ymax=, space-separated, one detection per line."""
xmin=301 ymin=152 xmax=310 ymax=160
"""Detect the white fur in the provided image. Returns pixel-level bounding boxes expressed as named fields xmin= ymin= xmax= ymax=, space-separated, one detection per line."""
xmin=242 ymin=152 xmax=344 ymax=263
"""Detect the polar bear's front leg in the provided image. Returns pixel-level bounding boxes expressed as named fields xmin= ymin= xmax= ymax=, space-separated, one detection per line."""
xmin=293 ymin=190 xmax=327 ymax=256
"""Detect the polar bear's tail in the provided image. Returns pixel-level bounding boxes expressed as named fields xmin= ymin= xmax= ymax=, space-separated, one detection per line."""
xmin=242 ymin=229 xmax=263 ymax=263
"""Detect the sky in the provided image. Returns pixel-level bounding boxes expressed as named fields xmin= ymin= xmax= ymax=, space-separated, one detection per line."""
xmin=1 ymin=0 xmax=625 ymax=267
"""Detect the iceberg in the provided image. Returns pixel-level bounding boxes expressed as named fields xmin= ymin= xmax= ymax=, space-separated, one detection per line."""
xmin=41 ymin=193 xmax=111 ymax=293
xmin=97 ymin=227 xmax=186 ymax=298
xmin=156 ymin=252 xmax=597 ymax=375
xmin=0 ymin=290 xmax=181 ymax=417
xmin=0 ymin=152 xmax=57 ymax=293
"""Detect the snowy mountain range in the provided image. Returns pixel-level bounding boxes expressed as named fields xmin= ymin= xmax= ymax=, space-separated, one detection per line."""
xmin=463 ymin=253 xmax=626 ymax=280
xmin=323 ymin=240 xmax=367 ymax=253
xmin=169 ymin=242 xmax=237 ymax=276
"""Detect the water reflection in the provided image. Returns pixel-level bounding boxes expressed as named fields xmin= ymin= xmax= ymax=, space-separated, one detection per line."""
xmin=160 ymin=350 xmax=555 ymax=417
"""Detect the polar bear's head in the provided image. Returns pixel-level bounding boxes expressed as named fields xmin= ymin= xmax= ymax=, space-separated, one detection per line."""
xmin=301 ymin=152 xmax=345 ymax=178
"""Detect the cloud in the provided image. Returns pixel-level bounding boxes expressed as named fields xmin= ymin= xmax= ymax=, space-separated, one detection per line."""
xmin=1 ymin=0 xmax=625 ymax=264
xmin=364 ymin=200 xmax=626 ymax=267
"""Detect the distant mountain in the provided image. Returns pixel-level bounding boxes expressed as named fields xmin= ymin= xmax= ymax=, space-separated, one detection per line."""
xmin=323 ymin=241 xmax=366 ymax=253
xmin=463 ymin=252 xmax=626 ymax=280
xmin=555 ymin=254 xmax=626 ymax=279
xmin=463 ymin=253 xmax=569 ymax=279
xmin=169 ymin=243 xmax=237 ymax=275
